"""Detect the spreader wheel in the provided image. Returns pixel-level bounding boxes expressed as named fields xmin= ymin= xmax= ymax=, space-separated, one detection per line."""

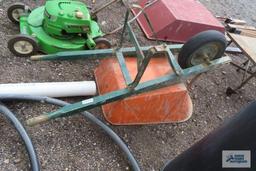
xmin=178 ymin=30 xmax=227 ymax=69
xmin=7 ymin=3 xmax=31 ymax=24
xmin=8 ymin=35 xmax=39 ymax=57
xmin=94 ymin=37 xmax=111 ymax=49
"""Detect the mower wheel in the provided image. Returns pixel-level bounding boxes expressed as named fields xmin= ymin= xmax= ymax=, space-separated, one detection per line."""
xmin=94 ymin=37 xmax=111 ymax=49
xmin=8 ymin=35 xmax=38 ymax=57
xmin=178 ymin=30 xmax=227 ymax=69
xmin=7 ymin=3 xmax=31 ymax=24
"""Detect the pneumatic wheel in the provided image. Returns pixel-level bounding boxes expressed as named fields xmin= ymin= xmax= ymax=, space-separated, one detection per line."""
xmin=8 ymin=35 xmax=39 ymax=57
xmin=94 ymin=37 xmax=111 ymax=49
xmin=178 ymin=30 xmax=227 ymax=69
xmin=7 ymin=3 xmax=31 ymax=24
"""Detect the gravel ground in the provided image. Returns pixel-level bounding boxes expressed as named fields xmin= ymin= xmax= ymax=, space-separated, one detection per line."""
xmin=0 ymin=0 xmax=256 ymax=170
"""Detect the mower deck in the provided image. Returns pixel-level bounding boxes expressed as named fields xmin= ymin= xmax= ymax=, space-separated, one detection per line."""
xmin=20 ymin=6 xmax=102 ymax=54
xmin=7 ymin=1 xmax=109 ymax=57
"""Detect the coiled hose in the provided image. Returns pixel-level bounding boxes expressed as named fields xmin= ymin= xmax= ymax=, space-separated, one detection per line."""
xmin=0 ymin=94 xmax=140 ymax=171
xmin=0 ymin=103 xmax=40 ymax=171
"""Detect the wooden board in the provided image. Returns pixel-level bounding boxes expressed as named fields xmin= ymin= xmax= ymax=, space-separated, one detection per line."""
xmin=228 ymin=33 xmax=256 ymax=63
xmin=216 ymin=16 xmax=247 ymax=25
xmin=228 ymin=24 xmax=256 ymax=31
xmin=239 ymin=30 xmax=256 ymax=38
xmin=228 ymin=19 xmax=247 ymax=25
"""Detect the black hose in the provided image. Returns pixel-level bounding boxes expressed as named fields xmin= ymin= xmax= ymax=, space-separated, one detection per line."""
xmin=0 ymin=103 xmax=40 ymax=171
xmin=0 ymin=94 xmax=140 ymax=171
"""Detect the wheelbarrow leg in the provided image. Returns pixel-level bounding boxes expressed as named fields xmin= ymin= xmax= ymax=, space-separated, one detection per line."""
xmin=234 ymin=59 xmax=250 ymax=72
xmin=226 ymin=60 xmax=256 ymax=96
xmin=231 ymin=61 xmax=253 ymax=74
xmin=226 ymin=70 xmax=256 ymax=96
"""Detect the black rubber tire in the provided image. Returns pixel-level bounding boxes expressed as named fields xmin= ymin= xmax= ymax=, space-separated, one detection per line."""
xmin=178 ymin=30 xmax=227 ymax=69
xmin=7 ymin=3 xmax=30 ymax=24
xmin=94 ymin=37 xmax=111 ymax=49
xmin=8 ymin=34 xmax=39 ymax=57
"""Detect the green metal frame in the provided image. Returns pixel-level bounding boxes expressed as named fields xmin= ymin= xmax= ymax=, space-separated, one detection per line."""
xmin=27 ymin=9 xmax=231 ymax=126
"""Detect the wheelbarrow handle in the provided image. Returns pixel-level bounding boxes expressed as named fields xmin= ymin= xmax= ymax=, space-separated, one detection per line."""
xmin=27 ymin=114 xmax=49 ymax=126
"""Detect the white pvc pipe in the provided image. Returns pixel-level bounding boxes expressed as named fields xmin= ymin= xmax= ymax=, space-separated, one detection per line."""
xmin=0 ymin=81 xmax=97 ymax=97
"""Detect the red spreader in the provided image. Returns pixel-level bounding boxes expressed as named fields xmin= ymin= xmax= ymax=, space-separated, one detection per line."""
xmin=132 ymin=0 xmax=225 ymax=43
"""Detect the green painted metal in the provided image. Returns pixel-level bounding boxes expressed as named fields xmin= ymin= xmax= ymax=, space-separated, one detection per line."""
xmin=166 ymin=48 xmax=183 ymax=75
xmin=44 ymin=1 xmax=91 ymax=36
xmin=127 ymin=23 xmax=145 ymax=68
xmin=19 ymin=0 xmax=103 ymax=54
xmin=31 ymin=44 xmax=183 ymax=61
xmin=128 ymin=46 xmax=156 ymax=89
xmin=27 ymin=56 xmax=231 ymax=125
xmin=116 ymin=51 xmax=132 ymax=85
xmin=26 ymin=9 xmax=232 ymax=126
xmin=119 ymin=10 xmax=130 ymax=48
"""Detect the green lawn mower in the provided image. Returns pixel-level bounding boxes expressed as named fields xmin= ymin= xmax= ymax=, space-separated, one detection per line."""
xmin=7 ymin=0 xmax=112 ymax=57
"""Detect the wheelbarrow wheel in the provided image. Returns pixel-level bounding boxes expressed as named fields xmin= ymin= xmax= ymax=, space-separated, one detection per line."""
xmin=94 ymin=37 xmax=111 ymax=49
xmin=7 ymin=3 xmax=31 ymax=24
xmin=8 ymin=34 xmax=39 ymax=57
xmin=178 ymin=30 xmax=227 ymax=69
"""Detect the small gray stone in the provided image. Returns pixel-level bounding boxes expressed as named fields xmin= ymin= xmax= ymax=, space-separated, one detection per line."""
xmin=14 ymin=158 xmax=21 ymax=164
xmin=4 ymin=159 xmax=10 ymax=164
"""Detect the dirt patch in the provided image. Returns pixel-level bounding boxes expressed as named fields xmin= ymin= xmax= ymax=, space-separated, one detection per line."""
xmin=0 ymin=0 xmax=256 ymax=170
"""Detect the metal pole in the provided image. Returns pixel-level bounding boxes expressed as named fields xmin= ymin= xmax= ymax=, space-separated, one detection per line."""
xmin=119 ymin=10 xmax=130 ymax=48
